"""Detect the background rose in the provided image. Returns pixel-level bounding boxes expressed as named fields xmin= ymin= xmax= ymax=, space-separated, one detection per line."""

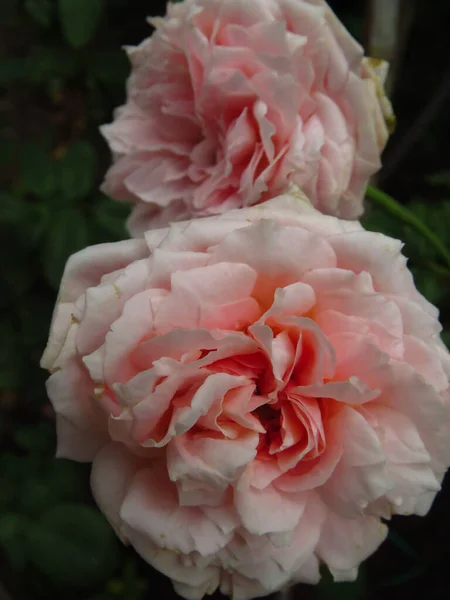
xmin=101 ymin=0 xmax=393 ymax=235
xmin=41 ymin=192 xmax=450 ymax=599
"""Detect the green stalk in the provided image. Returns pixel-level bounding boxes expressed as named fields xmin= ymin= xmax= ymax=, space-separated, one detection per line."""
xmin=365 ymin=185 xmax=450 ymax=268
xmin=425 ymin=261 xmax=450 ymax=279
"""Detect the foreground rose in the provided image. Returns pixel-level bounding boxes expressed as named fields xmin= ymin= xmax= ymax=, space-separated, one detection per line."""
xmin=41 ymin=192 xmax=450 ymax=599
xmin=101 ymin=0 xmax=393 ymax=235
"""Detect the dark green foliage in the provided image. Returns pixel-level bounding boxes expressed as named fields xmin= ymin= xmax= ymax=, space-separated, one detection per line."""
xmin=363 ymin=179 xmax=450 ymax=320
xmin=0 ymin=1 xmax=139 ymax=598
xmin=25 ymin=0 xmax=55 ymax=28
xmin=58 ymin=0 xmax=105 ymax=48
xmin=27 ymin=504 xmax=119 ymax=588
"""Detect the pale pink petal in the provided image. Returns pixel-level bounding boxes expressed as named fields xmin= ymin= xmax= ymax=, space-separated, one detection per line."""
xmin=133 ymin=372 xmax=252 ymax=447
xmin=317 ymin=512 xmax=388 ymax=580
xmin=210 ymin=221 xmax=336 ymax=306
xmin=235 ymin=477 xmax=307 ymax=535
xmin=320 ymin=407 xmax=392 ymax=515
xmin=40 ymin=303 xmax=76 ymax=370
xmin=58 ymin=239 xmax=148 ymax=303
xmin=46 ymin=360 xmax=100 ymax=430
xmin=403 ymin=334 xmax=448 ymax=391
xmin=167 ymin=431 xmax=258 ymax=491
xmin=101 ymin=289 xmax=165 ymax=384
xmin=129 ymin=528 xmax=221 ymax=598
xmin=329 ymin=231 xmax=437 ymax=316
xmin=42 ymin=156 xmax=450 ymax=600
xmin=154 ymin=262 xmax=261 ymax=333
xmin=76 ymin=259 xmax=150 ymax=356
xmin=149 ymin=248 xmax=209 ymax=289
xmin=275 ymin=426 xmax=343 ymax=492
xmin=91 ymin=443 xmax=147 ymax=538
xmin=55 ymin=416 xmax=108 ymax=462
xmin=120 ymin=462 xmax=233 ymax=555
xmin=262 ymin=282 xmax=316 ymax=320
xmin=128 ymin=200 xmax=190 ymax=237
xmin=297 ymin=378 xmax=380 ymax=405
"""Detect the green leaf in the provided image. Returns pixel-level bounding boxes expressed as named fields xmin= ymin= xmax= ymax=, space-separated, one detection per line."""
xmin=366 ymin=185 xmax=450 ymax=268
xmin=361 ymin=205 xmax=402 ymax=239
xmin=0 ymin=483 xmax=15 ymax=510
xmin=20 ymin=143 xmax=57 ymax=198
xmin=404 ymin=200 xmax=450 ymax=262
xmin=25 ymin=0 xmax=54 ymax=28
xmin=0 ymin=243 xmax=35 ymax=299
xmin=0 ymin=454 xmax=20 ymax=508
xmin=0 ymin=513 xmax=29 ymax=570
xmin=26 ymin=45 xmax=79 ymax=83
xmin=20 ymin=475 xmax=53 ymax=517
xmin=58 ymin=140 xmax=97 ymax=201
xmin=43 ymin=208 xmax=89 ymax=288
xmin=117 ymin=558 xmax=148 ymax=600
xmin=15 ymin=452 xmax=89 ymax=517
xmin=19 ymin=367 xmax=49 ymax=409
xmin=17 ymin=294 xmax=53 ymax=360
xmin=16 ymin=457 xmax=88 ymax=517
xmin=427 ymin=171 xmax=450 ymax=188
xmin=0 ymin=0 xmax=20 ymax=26
xmin=27 ymin=504 xmax=119 ymax=588
xmin=0 ymin=138 xmax=16 ymax=169
xmin=0 ymin=191 xmax=28 ymax=225
xmin=59 ymin=0 xmax=105 ymax=48
xmin=44 ymin=460 xmax=88 ymax=504
xmin=1 ymin=258 xmax=35 ymax=301
xmin=13 ymin=422 xmax=55 ymax=455
xmin=0 ymin=320 xmax=24 ymax=390
xmin=411 ymin=267 xmax=443 ymax=305
xmin=92 ymin=195 xmax=130 ymax=239
xmin=86 ymin=75 xmax=108 ymax=122
xmin=89 ymin=49 xmax=130 ymax=87
xmin=2 ymin=199 xmax=49 ymax=252
xmin=0 ymin=454 xmax=26 ymax=485
xmin=107 ymin=580 xmax=125 ymax=595
xmin=0 ymin=361 xmax=23 ymax=390
xmin=0 ymin=58 xmax=26 ymax=85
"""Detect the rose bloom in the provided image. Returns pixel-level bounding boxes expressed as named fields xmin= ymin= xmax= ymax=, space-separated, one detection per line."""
xmin=101 ymin=0 xmax=393 ymax=236
xmin=42 ymin=192 xmax=450 ymax=599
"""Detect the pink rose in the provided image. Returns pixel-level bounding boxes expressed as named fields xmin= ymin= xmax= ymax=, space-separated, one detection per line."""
xmin=101 ymin=0 xmax=392 ymax=236
xmin=41 ymin=193 xmax=450 ymax=599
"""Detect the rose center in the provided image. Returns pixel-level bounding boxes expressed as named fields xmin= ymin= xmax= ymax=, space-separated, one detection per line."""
xmin=254 ymin=403 xmax=283 ymax=453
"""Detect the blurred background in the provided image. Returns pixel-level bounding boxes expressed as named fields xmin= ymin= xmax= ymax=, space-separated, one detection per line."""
xmin=1 ymin=0 xmax=450 ymax=598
